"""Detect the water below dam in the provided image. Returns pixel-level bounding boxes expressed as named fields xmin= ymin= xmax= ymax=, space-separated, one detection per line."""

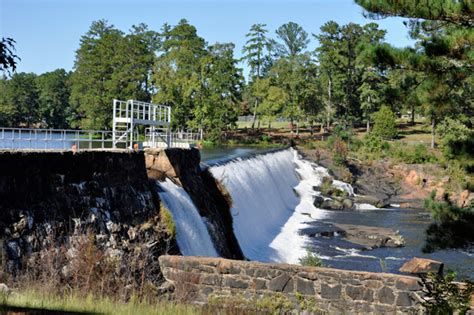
xmin=160 ymin=146 xmax=474 ymax=280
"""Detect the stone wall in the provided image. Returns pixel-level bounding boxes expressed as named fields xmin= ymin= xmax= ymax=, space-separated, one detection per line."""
xmin=0 ymin=150 xmax=178 ymax=276
xmin=159 ymin=255 xmax=426 ymax=314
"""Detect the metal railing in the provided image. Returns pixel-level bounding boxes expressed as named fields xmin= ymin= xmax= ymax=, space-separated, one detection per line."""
xmin=0 ymin=127 xmax=114 ymax=150
xmin=0 ymin=127 xmax=202 ymax=150
xmin=144 ymin=128 xmax=202 ymax=149
xmin=113 ymin=99 xmax=171 ymax=124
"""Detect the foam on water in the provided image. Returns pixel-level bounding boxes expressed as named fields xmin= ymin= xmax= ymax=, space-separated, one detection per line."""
xmin=157 ymin=179 xmax=218 ymax=257
xmin=210 ymin=148 xmax=333 ymax=263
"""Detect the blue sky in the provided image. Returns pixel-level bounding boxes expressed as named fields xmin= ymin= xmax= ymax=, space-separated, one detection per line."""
xmin=1 ymin=0 xmax=415 ymax=76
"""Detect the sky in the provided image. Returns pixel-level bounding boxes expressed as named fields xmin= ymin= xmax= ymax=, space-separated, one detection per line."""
xmin=1 ymin=0 xmax=415 ymax=76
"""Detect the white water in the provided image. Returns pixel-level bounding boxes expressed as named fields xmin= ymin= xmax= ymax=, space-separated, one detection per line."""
xmin=157 ymin=179 xmax=218 ymax=257
xmin=210 ymin=148 xmax=335 ymax=264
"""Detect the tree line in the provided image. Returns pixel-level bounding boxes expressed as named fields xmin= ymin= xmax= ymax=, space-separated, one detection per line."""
xmin=0 ymin=0 xmax=472 ymax=144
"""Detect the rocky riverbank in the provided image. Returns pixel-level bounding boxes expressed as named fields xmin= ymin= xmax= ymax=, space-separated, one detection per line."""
xmin=298 ymin=147 xmax=473 ymax=210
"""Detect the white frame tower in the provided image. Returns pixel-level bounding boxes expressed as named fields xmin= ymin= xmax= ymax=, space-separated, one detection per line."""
xmin=112 ymin=99 xmax=171 ymax=149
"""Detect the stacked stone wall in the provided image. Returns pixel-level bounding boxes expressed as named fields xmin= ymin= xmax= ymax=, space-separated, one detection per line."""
xmin=160 ymin=255 xmax=426 ymax=314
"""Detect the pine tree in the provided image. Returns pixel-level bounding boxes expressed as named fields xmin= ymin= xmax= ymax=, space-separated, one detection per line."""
xmin=242 ymin=24 xmax=273 ymax=128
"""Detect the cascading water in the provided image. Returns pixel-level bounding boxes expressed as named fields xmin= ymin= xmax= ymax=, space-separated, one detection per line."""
xmin=210 ymin=148 xmax=332 ymax=264
xmin=157 ymin=179 xmax=218 ymax=257
xmin=155 ymin=148 xmax=473 ymax=278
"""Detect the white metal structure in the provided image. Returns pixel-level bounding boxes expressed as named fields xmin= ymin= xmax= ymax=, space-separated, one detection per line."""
xmin=0 ymin=127 xmax=113 ymax=150
xmin=0 ymin=99 xmax=202 ymax=151
xmin=112 ymin=99 xmax=171 ymax=149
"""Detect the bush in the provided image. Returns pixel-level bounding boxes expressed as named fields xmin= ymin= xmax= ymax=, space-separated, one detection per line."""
xmin=363 ymin=133 xmax=390 ymax=154
xmin=423 ymin=191 xmax=474 ymax=252
xmin=332 ymin=137 xmax=348 ymax=166
xmin=299 ymin=250 xmax=323 ymax=267
xmin=419 ymin=271 xmax=474 ymax=314
xmin=391 ymin=143 xmax=437 ymax=164
xmin=436 ymin=118 xmax=473 ymax=159
xmin=372 ymin=105 xmax=398 ymax=140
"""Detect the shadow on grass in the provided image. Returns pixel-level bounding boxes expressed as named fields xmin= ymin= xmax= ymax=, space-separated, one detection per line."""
xmin=0 ymin=305 xmax=96 ymax=315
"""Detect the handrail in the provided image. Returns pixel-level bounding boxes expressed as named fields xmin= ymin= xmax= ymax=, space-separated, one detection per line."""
xmin=0 ymin=126 xmax=202 ymax=150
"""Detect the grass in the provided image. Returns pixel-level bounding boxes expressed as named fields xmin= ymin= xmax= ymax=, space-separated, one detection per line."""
xmin=2 ymin=289 xmax=200 ymax=315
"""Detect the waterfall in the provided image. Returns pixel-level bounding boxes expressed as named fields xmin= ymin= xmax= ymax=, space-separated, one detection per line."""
xmin=157 ymin=179 xmax=218 ymax=257
xmin=210 ymin=148 xmax=330 ymax=264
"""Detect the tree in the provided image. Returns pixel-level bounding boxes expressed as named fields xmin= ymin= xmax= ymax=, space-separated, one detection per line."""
xmin=274 ymin=22 xmax=309 ymax=58
xmin=0 ymin=73 xmax=39 ymax=127
xmin=372 ymin=105 xmax=397 ymax=139
xmin=0 ymin=38 xmax=20 ymax=76
xmin=355 ymin=0 xmax=473 ymax=26
xmin=36 ymin=69 xmax=73 ymax=128
xmin=152 ymin=19 xmax=207 ymax=129
xmin=315 ymin=21 xmax=387 ymax=128
xmin=70 ymin=20 xmax=159 ymax=130
xmin=355 ymin=0 xmax=473 ymax=148
xmin=241 ymin=23 xmax=273 ymax=128
xmin=193 ymin=43 xmax=244 ymax=139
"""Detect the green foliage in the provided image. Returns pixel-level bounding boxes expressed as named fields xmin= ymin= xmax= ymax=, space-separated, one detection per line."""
xmin=299 ymin=250 xmax=324 ymax=267
xmin=70 ymin=20 xmax=158 ymax=130
xmin=423 ymin=191 xmax=474 ymax=252
xmin=362 ymin=133 xmax=390 ymax=153
xmin=241 ymin=23 xmax=272 ymax=80
xmin=208 ymin=293 xmax=293 ymax=313
xmin=391 ymin=143 xmax=437 ymax=164
xmin=36 ymin=69 xmax=74 ymax=128
xmin=436 ymin=118 xmax=473 ymax=159
xmin=274 ymin=21 xmax=309 ymax=58
xmin=160 ymin=204 xmax=176 ymax=239
xmin=0 ymin=72 xmax=39 ymax=127
xmin=355 ymin=0 xmax=473 ymax=26
xmin=3 ymin=289 xmax=198 ymax=315
xmin=419 ymin=271 xmax=474 ymax=315
xmin=0 ymin=37 xmax=20 ymax=76
xmin=372 ymin=105 xmax=398 ymax=140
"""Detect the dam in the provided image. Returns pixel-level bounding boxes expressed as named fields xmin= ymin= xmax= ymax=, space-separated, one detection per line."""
xmin=0 ymin=147 xmax=473 ymax=313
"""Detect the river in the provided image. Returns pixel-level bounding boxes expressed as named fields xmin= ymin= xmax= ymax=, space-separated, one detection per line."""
xmin=199 ymin=146 xmax=474 ymax=280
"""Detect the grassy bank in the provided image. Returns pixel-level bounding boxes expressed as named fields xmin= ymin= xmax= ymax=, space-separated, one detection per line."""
xmin=1 ymin=289 xmax=199 ymax=315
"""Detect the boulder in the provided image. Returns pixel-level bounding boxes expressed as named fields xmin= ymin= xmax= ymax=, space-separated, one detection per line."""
xmin=313 ymin=196 xmax=325 ymax=208
xmin=354 ymin=195 xmax=389 ymax=208
xmin=321 ymin=199 xmax=344 ymax=210
xmin=399 ymin=257 xmax=444 ymax=275
xmin=332 ymin=223 xmax=405 ymax=249
xmin=341 ymin=198 xmax=354 ymax=210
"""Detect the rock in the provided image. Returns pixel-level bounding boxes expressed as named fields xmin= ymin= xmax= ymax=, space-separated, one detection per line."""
xmin=457 ymin=190 xmax=474 ymax=208
xmin=354 ymin=195 xmax=388 ymax=208
xmin=341 ymin=198 xmax=354 ymax=210
xmin=332 ymin=223 xmax=405 ymax=249
xmin=321 ymin=199 xmax=343 ymax=210
xmin=399 ymin=257 xmax=444 ymax=275
xmin=313 ymin=196 xmax=325 ymax=208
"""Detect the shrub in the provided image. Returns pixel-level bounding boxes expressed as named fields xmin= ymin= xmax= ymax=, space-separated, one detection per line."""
xmin=391 ymin=143 xmax=437 ymax=164
xmin=423 ymin=191 xmax=474 ymax=252
xmin=372 ymin=105 xmax=398 ymax=140
xmin=299 ymin=250 xmax=323 ymax=267
xmin=362 ymin=133 xmax=390 ymax=154
xmin=436 ymin=118 xmax=473 ymax=159
xmin=319 ymin=177 xmax=348 ymax=197
xmin=419 ymin=271 xmax=474 ymax=314
xmin=332 ymin=137 xmax=348 ymax=166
